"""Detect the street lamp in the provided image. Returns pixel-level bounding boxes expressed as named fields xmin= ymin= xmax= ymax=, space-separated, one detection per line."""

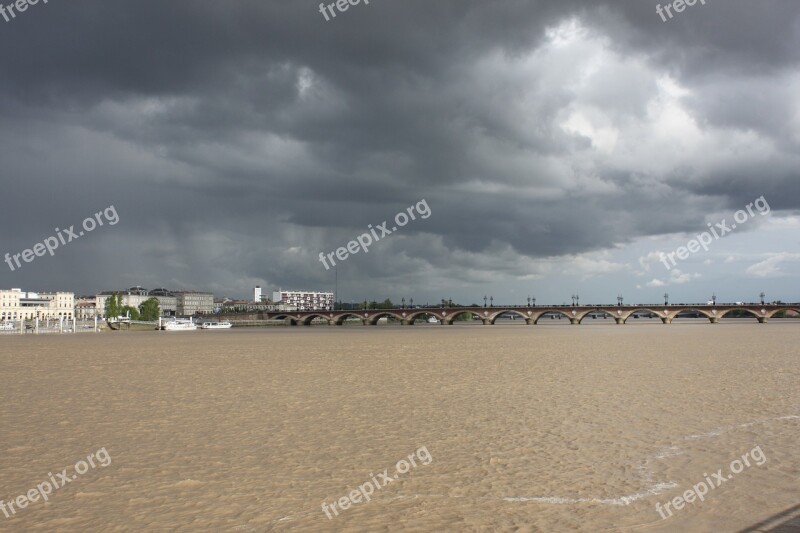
xmin=571 ymin=294 xmax=576 ymax=306
xmin=484 ymin=295 xmax=487 ymax=308
xmin=401 ymin=297 xmax=405 ymax=309
xmin=448 ymin=298 xmax=453 ymax=308
xmin=410 ymin=298 xmax=414 ymax=308
xmin=664 ymin=293 xmax=669 ymax=306
xmin=760 ymin=292 xmax=765 ymax=305
xmin=576 ymin=293 xmax=580 ymax=307
xmin=532 ymin=296 xmax=536 ymax=307
xmin=711 ymin=293 xmax=717 ymax=305
xmin=490 ymin=296 xmax=494 ymax=307
xmin=617 ymin=294 xmax=623 ymax=307
xmin=527 ymin=296 xmax=531 ymax=307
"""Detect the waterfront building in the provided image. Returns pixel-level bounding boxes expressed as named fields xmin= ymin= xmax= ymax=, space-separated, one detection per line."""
xmin=0 ymin=288 xmax=74 ymax=321
xmin=174 ymin=291 xmax=214 ymax=316
xmin=95 ymin=286 xmax=180 ymax=317
xmin=75 ymin=296 xmax=98 ymax=319
xmin=271 ymin=289 xmax=334 ymax=311
xmin=254 ymin=286 xmax=262 ymax=302
xmin=148 ymin=288 xmax=178 ymax=315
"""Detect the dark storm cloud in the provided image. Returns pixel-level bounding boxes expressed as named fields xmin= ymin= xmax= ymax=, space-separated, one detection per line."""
xmin=0 ymin=0 xmax=798 ymax=299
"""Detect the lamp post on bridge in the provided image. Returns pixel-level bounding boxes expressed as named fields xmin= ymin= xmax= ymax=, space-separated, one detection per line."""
xmin=571 ymin=295 xmax=576 ymax=307
xmin=532 ymin=296 xmax=536 ymax=307
xmin=410 ymin=298 xmax=414 ymax=308
xmin=617 ymin=294 xmax=623 ymax=307
xmin=576 ymin=293 xmax=580 ymax=307
xmin=490 ymin=296 xmax=494 ymax=307
xmin=527 ymin=296 xmax=531 ymax=307
xmin=484 ymin=295 xmax=487 ymax=308
xmin=401 ymin=297 xmax=405 ymax=309
xmin=760 ymin=292 xmax=765 ymax=305
xmin=711 ymin=293 xmax=717 ymax=306
xmin=664 ymin=293 xmax=669 ymax=306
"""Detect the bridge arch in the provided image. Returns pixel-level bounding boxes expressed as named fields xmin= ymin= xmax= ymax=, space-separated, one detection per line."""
xmin=576 ymin=308 xmax=623 ymax=324
xmin=532 ymin=309 xmax=574 ymax=324
xmin=404 ymin=311 xmax=445 ymax=325
xmin=767 ymin=307 xmax=800 ymax=319
xmin=301 ymin=313 xmax=333 ymax=326
xmin=487 ymin=309 xmax=530 ymax=325
xmin=621 ymin=308 xmax=666 ymax=324
xmin=271 ymin=314 xmax=301 ymax=326
xmin=717 ymin=308 xmax=762 ymax=321
xmin=671 ymin=308 xmax=716 ymax=322
xmin=334 ymin=313 xmax=369 ymax=326
xmin=367 ymin=312 xmax=405 ymax=325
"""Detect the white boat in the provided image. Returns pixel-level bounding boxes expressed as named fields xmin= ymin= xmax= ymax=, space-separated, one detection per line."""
xmin=0 ymin=322 xmax=16 ymax=331
xmin=201 ymin=321 xmax=232 ymax=330
xmin=162 ymin=318 xmax=198 ymax=331
xmin=427 ymin=317 xmax=440 ymax=324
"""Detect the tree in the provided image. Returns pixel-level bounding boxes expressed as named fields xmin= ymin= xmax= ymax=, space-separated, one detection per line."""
xmin=139 ymin=298 xmax=161 ymax=321
xmin=120 ymin=306 xmax=140 ymax=320
xmin=104 ymin=293 xmax=120 ymax=318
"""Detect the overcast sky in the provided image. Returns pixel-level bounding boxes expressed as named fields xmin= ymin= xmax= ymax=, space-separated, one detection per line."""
xmin=1 ymin=0 xmax=799 ymax=305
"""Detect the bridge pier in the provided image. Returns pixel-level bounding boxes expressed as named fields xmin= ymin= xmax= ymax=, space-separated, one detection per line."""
xmin=570 ymin=318 xmax=580 ymax=325
xmin=614 ymin=318 xmax=624 ymax=325
xmin=709 ymin=317 xmax=719 ymax=324
xmin=758 ymin=317 xmax=768 ymax=324
xmin=661 ymin=317 xmax=673 ymax=324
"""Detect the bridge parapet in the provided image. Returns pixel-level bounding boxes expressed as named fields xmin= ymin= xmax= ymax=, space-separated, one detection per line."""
xmin=253 ymin=304 xmax=798 ymax=326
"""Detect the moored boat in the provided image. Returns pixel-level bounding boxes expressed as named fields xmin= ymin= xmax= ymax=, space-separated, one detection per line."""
xmin=162 ymin=318 xmax=198 ymax=331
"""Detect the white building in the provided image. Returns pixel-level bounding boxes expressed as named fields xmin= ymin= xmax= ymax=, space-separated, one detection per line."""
xmin=271 ymin=289 xmax=334 ymax=311
xmin=0 ymin=289 xmax=74 ymax=321
xmin=254 ymin=286 xmax=262 ymax=302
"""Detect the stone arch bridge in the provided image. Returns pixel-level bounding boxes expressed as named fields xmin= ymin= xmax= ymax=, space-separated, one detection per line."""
xmin=257 ymin=304 xmax=799 ymax=326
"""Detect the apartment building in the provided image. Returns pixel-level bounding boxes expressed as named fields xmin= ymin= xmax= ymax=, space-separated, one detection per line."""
xmin=175 ymin=291 xmax=214 ymax=316
xmin=271 ymin=289 xmax=334 ymax=310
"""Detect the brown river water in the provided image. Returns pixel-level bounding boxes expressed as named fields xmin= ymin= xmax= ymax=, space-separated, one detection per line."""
xmin=1 ymin=322 xmax=799 ymax=532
